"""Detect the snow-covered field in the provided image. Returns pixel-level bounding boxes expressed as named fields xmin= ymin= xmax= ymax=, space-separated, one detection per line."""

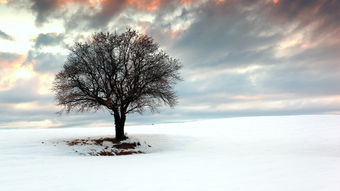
xmin=1 ymin=115 xmax=340 ymax=191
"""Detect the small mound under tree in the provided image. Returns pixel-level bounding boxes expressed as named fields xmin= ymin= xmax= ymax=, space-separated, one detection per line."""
xmin=53 ymin=29 xmax=182 ymax=140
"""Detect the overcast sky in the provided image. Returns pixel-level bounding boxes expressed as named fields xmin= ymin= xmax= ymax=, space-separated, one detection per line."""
xmin=0 ymin=0 xmax=339 ymax=128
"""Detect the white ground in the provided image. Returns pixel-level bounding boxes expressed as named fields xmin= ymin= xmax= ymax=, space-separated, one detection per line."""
xmin=1 ymin=115 xmax=340 ymax=191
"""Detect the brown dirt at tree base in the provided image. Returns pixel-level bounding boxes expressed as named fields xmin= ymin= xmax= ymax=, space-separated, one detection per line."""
xmin=65 ymin=137 xmax=145 ymax=156
xmin=98 ymin=150 xmax=143 ymax=156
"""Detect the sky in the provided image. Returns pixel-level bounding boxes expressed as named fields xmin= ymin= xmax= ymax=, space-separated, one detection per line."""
xmin=0 ymin=0 xmax=340 ymax=129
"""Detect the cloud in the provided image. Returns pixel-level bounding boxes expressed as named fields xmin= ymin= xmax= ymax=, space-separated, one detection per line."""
xmin=12 ymin=0 xmax=204 ymax=31
xmin=0 ymin=77 xmax=50 ymax=103
xmin=1 ymin=0 xmax=340 ymax=129
xmin=34 ymin=33 xmax=64 ymax=48
xmin=29 ymin=0 xmax=92 ymax=26
xmin=21 ymin=50 xmax=66 ymax=73
xmin=0 ymin=52 xmax=28 ymax=91
xmin=171 ymin=1 xmax=281 ymax=69
xmin=0 ymin=30 xmax=14 ymax=41
xmin=0 ymin=52 xmax=22 ymax=67
xmin=268 ymin=0 xmax=340 ymax=30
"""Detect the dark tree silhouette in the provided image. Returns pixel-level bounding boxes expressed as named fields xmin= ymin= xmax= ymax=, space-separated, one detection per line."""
xmin=53 ymin=29 xmax=182 ymax=140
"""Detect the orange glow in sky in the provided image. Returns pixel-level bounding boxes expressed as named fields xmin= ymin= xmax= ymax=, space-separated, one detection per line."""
xmin=54 ymin=0 xmax=104 ymax=8
xmin=215 ymin=0 xmax=225 ymax=3
xmin=163 ymin=29 xmax=184 ymax=38
xmin=128 ymin=0 xmax=161 ymax=11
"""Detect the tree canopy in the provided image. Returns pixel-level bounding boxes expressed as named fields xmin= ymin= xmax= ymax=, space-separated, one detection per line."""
xmin=53 ymin=29 xmax=182 ymax=140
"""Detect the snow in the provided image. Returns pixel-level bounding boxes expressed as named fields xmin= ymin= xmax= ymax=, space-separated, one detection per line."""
xmin=1 ymin=115 xmax=340 ymax=191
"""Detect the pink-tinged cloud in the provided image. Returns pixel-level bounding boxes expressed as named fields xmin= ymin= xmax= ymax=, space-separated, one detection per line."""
xmin=163 ymin=29 xmax=185 ymax=39
xmin=0 ymin=52 xmax=24 ymax=68
xmin=52 ymin=0 xmax=203 ymax=10
xmin=272 ymin=0 xmax=279 ymax=4
xmin=127 ymin=0 xmax=162 ymax=11
xmin=0 ymin=52 xmax=33 ymax=91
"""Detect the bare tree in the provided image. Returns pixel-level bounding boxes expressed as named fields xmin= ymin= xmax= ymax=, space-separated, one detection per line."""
xmin=53 ymin=29 xmax=182 ymax=140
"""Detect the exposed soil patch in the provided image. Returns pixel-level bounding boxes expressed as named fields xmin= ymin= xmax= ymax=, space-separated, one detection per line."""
xmin=98 ymin=150 xmax=143 ymax=156
xmin=65 ymin=137 xmax=148 ymax=156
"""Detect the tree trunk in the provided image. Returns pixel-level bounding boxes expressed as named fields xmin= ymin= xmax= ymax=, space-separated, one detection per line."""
xmin=114 ymin=112 xmax=127 ymax=141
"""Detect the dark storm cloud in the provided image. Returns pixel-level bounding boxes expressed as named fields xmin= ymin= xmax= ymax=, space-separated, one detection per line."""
xmin=0 ymin=30 xmax=14 ymax=41
xmin=30 ymin=0 xmax=59 ymax=25
xmin=34 ymin=33 xmax=64 ymax=48
xmin=28 ymin=0 xmax=89 ymax=26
